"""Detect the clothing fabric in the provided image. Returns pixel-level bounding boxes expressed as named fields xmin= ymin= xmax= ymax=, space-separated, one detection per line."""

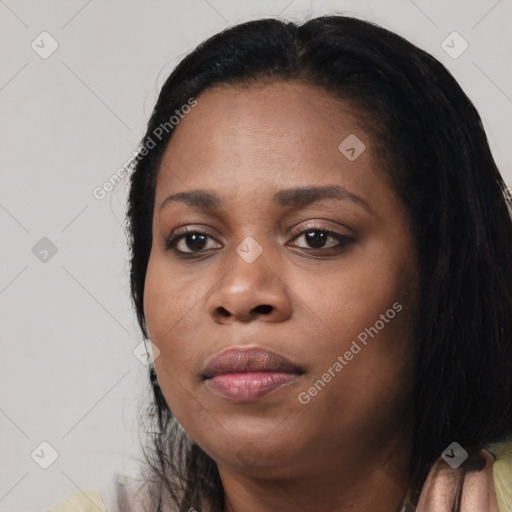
xmin=46 ymin=438 xmax=512 ymax=512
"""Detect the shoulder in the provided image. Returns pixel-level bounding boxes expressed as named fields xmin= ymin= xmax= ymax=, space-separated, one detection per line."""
xmin=46 ymin=488 xmax=107 ymax=512
xmin=100 ymin=472 xmax=157 ymax=512
xmin=46 ymin=473 xmax=149 ymax=512
xmin=47 ymin=472 xmax=179 ymax=512
xmin=488 ymin=435 xmax=512 ymax=512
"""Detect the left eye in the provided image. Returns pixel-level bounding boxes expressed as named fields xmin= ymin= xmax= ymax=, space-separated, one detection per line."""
xmin=288 ymin=228 xmax=352 ymax=250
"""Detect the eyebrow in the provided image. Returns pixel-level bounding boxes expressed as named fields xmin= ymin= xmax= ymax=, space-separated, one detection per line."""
xmin=159 ymin=185 xmax=373 ymax=215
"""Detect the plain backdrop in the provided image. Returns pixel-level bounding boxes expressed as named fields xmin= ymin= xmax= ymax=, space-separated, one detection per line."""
xmin=1 ymin=1 xmax=511 ymax=510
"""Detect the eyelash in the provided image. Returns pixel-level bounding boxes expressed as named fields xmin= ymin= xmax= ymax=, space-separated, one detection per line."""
xmin=164 ymin=224 xmax=354 ymax=257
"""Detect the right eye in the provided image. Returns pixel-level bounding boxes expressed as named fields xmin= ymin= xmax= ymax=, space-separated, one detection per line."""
xmin=165 ymin=229 xmax=223 ymax=255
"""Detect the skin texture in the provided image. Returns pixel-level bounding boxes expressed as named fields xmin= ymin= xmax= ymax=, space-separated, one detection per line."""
xmin=143 ymin=80 xmax=419 ymax=512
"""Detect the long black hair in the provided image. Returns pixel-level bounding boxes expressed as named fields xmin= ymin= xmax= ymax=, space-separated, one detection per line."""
xmin=126 ymin=14 xmax=512 ymax=512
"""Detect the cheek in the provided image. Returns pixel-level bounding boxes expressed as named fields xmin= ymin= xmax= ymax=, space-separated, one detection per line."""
xmin=297 ymin=273 xmax=414 ymax=436
xmin=143 ymin=260 xmax=170 ymax=341
xmin=143 ymin=259 xmax=200 ymax=414
xmin=143 ymin=257 xmax=193 ymax=374
xmin=296 ymin=242 xmax=416 ymax=401
xmin=143 ymin=255 xmax=220 ymax=391
xmin=143 ymin=255 xmax=195 ymax=338
xmin=301 ymin=251 xmax=412 ymax=341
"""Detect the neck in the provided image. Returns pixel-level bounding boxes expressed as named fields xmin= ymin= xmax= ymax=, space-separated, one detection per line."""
xmin=218 ymin=439 xmax=411 ymax=512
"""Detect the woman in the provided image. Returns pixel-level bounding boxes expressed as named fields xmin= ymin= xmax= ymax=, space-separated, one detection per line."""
xmin=48 ymin=14 xmax=512 ymax=512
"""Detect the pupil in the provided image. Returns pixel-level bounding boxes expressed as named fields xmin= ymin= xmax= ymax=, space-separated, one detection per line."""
xmin=306 ymin=230 xmax=326 ymax=248
xmin=187 ymin=233 xmax=207 ymax=251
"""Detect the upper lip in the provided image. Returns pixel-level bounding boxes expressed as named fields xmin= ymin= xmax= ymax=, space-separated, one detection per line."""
xmin=201 ymin=346 xmax=304 ymax=379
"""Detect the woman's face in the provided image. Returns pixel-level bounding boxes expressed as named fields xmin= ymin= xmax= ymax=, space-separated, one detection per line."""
xmin=143 ymin=80 xmax=418 ymax=481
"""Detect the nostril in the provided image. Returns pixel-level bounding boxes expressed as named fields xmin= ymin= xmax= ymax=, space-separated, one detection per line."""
xmin=217 ymin=306 xmax=230 ymax=317
xmin=253 ymin=304 xmax=272 ymax=315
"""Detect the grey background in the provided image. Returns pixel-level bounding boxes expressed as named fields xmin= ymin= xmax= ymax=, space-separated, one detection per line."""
xmin=1 ymin=1 xmax=511 ymax=511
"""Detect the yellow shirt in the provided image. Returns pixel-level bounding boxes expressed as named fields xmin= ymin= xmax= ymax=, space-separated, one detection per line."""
xmin=46 ymin=438 xmax=512 ymax=512
xmin=492 ymin=437 xmax=512 ymax=512
xmin=47 ymin=488 xmax=107 ymax=512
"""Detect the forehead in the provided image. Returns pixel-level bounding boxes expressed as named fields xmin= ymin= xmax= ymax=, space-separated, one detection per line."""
xmin=155 ymin=80 xmax=388 ymax=210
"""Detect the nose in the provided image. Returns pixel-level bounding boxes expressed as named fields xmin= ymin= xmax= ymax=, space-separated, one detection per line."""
xmin=207 ymin=251 xmax=292 ymax=324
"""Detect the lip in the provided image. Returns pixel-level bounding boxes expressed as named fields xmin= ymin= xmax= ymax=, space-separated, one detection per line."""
xmin=201 ymin=346 xmax=304 ymax=402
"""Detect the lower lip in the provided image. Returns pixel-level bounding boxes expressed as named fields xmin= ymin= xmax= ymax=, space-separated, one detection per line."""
xmin=205 ymin=372 xmax=300 ymax=402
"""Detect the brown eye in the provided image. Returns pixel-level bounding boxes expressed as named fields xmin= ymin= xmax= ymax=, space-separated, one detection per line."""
xmin=289 ymin=228 xmax=353 ymax=251
xmin=165 ymin=231 xmax=222 ymax=254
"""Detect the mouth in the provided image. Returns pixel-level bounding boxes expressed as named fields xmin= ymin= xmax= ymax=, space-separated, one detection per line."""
xmin=201 ymin=346 xmax=305 ymax=402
